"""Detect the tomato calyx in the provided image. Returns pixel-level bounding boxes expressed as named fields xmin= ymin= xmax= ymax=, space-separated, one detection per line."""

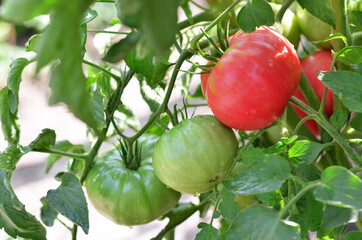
xmin=117 ymin=139 xmax=143 ymax=171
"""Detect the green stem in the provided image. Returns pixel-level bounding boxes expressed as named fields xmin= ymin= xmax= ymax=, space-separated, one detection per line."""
xmin=289 ymin=96 xmax=361 ymax=166
xmin=33 ymin=149 xmax=87 ymax=160
xmin=276 ymin=0 xmax=295 ymax=23
xmin=57 ymin=217 xmax=72 ymax=231
xmin=82 ymin=59 xmax=120 ymax=82
xmin=87 ymin=30 xmax=129 ymax=35
xmin=94 ymin=0 xmax=114 ymax=2
xmin=191 ymin=0 xmax=242 ymax=50
xmin=71 ymin=225 xmax=78 ymax=240
xmin=279 ymin=181 xmax=321 ymax=218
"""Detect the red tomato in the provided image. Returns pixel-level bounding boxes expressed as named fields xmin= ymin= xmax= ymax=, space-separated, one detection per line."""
xmin=203 ymin=26 xmax=301 ymax=130
xmin=292 ymin=50 xmax=334 ymax=136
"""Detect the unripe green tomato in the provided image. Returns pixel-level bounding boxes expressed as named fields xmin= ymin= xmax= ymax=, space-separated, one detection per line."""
xmin=152 ymin=115 xmax=238 ymax=195
xmin=270 ymin=3 xmax=301 ymax=49
xmin=296 ymin=4 xmax=332 ymax=49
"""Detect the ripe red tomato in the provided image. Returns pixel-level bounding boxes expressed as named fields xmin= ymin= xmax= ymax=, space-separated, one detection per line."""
xmin=203 ymin=26 xmax=301 ymax=131
xmin=292 ymin=50 xmax=334 ymax=136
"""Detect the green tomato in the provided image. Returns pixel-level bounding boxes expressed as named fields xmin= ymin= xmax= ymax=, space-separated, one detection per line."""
xmin=296 ymin=4 xmax=332 ymax=49
xmin=85 ymin=134 xmax=181 ymax=226
xmin=153 ymin=115 xmax=238 ymax=195
xmin=270 ymin=3 xmax=301 ymax=49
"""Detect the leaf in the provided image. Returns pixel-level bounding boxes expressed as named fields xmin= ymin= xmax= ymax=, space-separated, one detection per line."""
xmin=223 ymin=154 xmax=291 ymax=194
xmin=7 ymin=58 xmax=29 ymax=114
xmin=113 ymin=105 xmax=140 ymax=133
xmin=0 ymin=169 xmax=46 ymax=240
xmin=40 ymin=197 xmax=58 ymax=227
xmin=126 ymin=50 xmax=155 ymax=80
xmin=29 ymin=129 xmax=56 ymax=151
xmin=297 ymin=0 xmax=336 ymax=28
xmin=0 ymin=144 xmax=29 ymax=171
xmin=330 ymin=110 xmax=348 ymax=131
xmin=237 ymin=0 xmax=275 ymax=33
xmin=46 ymin=140 xmax=86 ymax=173
xmin=288 ymin=140 xmax=324 ymax=166
xmin=256 ymin=190 xmax=282 ymax=206
xmin=342 ymin=231 xmax=362 ymax=240
xmin=103 ymin=31 xmax=141 ymax=63
xmin=195 ymin=223 xmax=219 ymax=240
xmin=90 ymin=88 xmax=105 ymax=129
xmin=218 ymin=188 xmax=241 ymax=221
xmin=319 ymin=71 xmax=362 ymax=112
xmin=0 ymin=87 xmax=19 ymax=144
xmin=220 ymin=205 xmax=300 ymax=240
xmin=25 ymin=34 xmax=40 ymax=52
xmin=138 ymin=76 xmax=165 ymax=112
xmin=289 ymin=190 xmax=323 ymax=238
xmin=238 ymin=146 xmax=265 ymax=166
xmin=321 ymin=205 xmax=360 ymax=229
xmin=47 ymin=172 xmax=89 ymax=234
xmin=338 ymin=46 xmax=362 ymax=65
xmin=0 ymin=0 xmax=59 ymax=23
xmin=314 ymin=166 xmax=362 ymax=210
xmin=80 ymin=8 xmax=98 ymax=25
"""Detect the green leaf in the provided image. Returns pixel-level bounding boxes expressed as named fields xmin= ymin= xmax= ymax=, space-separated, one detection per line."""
xmin=238 ymin=146 xmax=265 ymax=166
xmin=0 ymin=169 xmax=46 ymax=240
xmin=256 ymin=191 xmax=282 ymax=206
xmin=1 ymin=0 xmax=59 ymax=22
xmin=195 ymin=222 xmax=219 ymax=240
xmin=46 ymin=140 xmax=85 ymax=173
xmin=338 ymin=46 xmax=362 ymax=65
xmin=297 ymin=0 xmax=336 ymax=28
xmin=289 ymin=190 xmax=323 ymax=238
xmin=330 ymin=110 xmax=348 ymax=131
xmin=319 ymin=71 xmax=362 ymax=112
xmin=115 ymin=0 xmax=142 ymax=28
xmin=288 ymin=140 xmax=324 ymax=166
xmin=103 ymin=31 xmax=141 ymax=63
xmin=0 ymin=87 xmax=19 ymax=144
xmin=40 ymin=197 xmax=58 ymax=227
xmin=321 ymin=205 xmax=360 ymax=229
xmin=223 ymin=154 xmax=291 ymax=194
xmin=342 ymin=231 xmax=362 ymax=240
xmin=219 ymin=188 xmax=241 ymax=221
xmin=314 ymin=166 xmax=362 ymax=210
xmin=126 ymin=50 xmax=155 ymax=80
xmin=237 ymin=0 xmax=275 ymax=33
xmin=145 ymin=114 xmax=169 ymax=136
xmin=350 ymin=112 xmax=362 ymax=132
xmin=138 ymin=76 xmax=165 ymax=113
xmin=221 ymin=205 xmax=300 ymax=240
xmin=25 ymin=34 xmax=40 ymax=52
xmin=7 ymin=58 xmax=29 ymax=114
xmin=113 ymin=105 xmax=140 ymax=133
xmin=80 ymin=8 xmax=98 ymax=25
xmin=29 ymin=129 xmax=56 ymax=151
xmin=47 ymin=173 xmax=89 ymax=234
xmin=90 ymin=88 xmax=105 ymax=129
xmin=0 ymin=144 xmax=29 ymax=171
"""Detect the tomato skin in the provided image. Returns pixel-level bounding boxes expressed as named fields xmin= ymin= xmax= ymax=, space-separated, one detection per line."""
xmin=152 ymin=115 xmax=238 ymax=195
xmin=296 ymin=4 xmax=332 ymax=49
xmin=85 ymin=135 xmax=181 ymax=226
xmin=204 ymin=26 xmax=301 ymax=131
xmin=292 ymin=50 xmax=334 ymax=136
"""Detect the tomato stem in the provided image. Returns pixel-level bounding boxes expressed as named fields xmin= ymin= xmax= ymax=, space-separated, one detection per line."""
xmin=82 ymin=59 xmax=120 ymax=82
xmin=275 ymin=0 xmax=295 ymax=23
xmin=33 ymin=148 xmax=87 ymax=160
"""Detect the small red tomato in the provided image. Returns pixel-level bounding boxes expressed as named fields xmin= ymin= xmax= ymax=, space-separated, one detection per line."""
xmin=203 ymin=26 xmax=301 ymax=131
xmin=293 ymin=50 xmax=334 ymax=136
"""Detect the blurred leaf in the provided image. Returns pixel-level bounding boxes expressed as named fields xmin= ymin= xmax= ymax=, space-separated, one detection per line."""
xmin=40 ymin=197 xmax=58 ymax=227
xmin=103 ymin=31 xmax=141 ymax=63
xmin=321 ymin=205 xmax=360 ymax=229
xmin=195 ymin=222 xmax=218 ymax=240
xmin=297 ymin=0 xmax=336 ymax=28
xmin=0 ymin=87 xmax=19 ymax=144
xmin=256 ymin=191 xmax=282 ymax=206
xmin=314 ymin=166 xmax=362 ymax=210
xmin=219 ymin=188 xmax=241 ymax=221
xmin=29 ymin=129 xmax=56 ymax=151
xmin=237 ymin=0 xmax=275 ymax=33
xmin=113 ymin=105 xmax=140 ymax=133
xmin=1 ymin=0 xmax=59 ymax=22
xmin=223 ymin=154 xmax=291 ymax=194
xmin=338 ymin=46 xmax=362 ymax=65
xmin=90 ymin=88 xmax=105 ymax=130
xmin=0 ymin=169 xmax=46 ymax=240
xmin=220 ymin=205 xmax=300 ymax=240
xmin=7 ymin=58 xmax=29 ymax=114
xmin=138 ymin=76 xmax=165 ymax=113
xmin=350 ymin=112 xmax=362 ymax=131
xmin=115 ymin=0 xmax=142 ymax=28
xmin=25 ymin=34 xmax=40 ymax=52
xmin=0 ymin=144 xmax=29 ymax=171
xmin=80 ymin=8 xmax=98 ymax=25
xmin=342 ymin=231 xmax=362 ymax=240
xmin=330 ymin=110 xmax=348 ymax=131
xmin=320 ymin=71 xmax=362 ymax=112
xmin=288 ymin=140 xmax=324 ymax=166
xmin=47 ymin=173 xmax=89 ymax=234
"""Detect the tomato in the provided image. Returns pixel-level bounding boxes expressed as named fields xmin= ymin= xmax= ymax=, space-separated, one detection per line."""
xmin=292 ymin=50 xmax=334 ymax=136
xmin=203 ymin=26 xmax=301 ymax=131
xmin=270 ymin=3 xmax=301 ymax=49
xmin=296 ymin=4 xmax=332 ymax=49
xmin=85 ymin=134 xmax=181 ymax=226
xmin=152 ymin=115 xmax=238 ymax=195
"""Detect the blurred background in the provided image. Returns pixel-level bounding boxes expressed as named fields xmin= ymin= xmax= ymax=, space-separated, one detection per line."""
xmin=0 ymin=1 xmax=215 ymax=239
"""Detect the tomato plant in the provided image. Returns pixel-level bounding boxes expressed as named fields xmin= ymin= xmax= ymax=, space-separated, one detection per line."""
xmin=85 ymin=135 xmax=180 ymax=226
xmin=152 ymin=115 xmax=238 ymax=195
xmin=203 ymin=26 xmax=301 ymax=131
xmin=292 ymin=50 xmax=334 ymax=136
xmin=0 ymin=1 xmax=362 ymax=240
